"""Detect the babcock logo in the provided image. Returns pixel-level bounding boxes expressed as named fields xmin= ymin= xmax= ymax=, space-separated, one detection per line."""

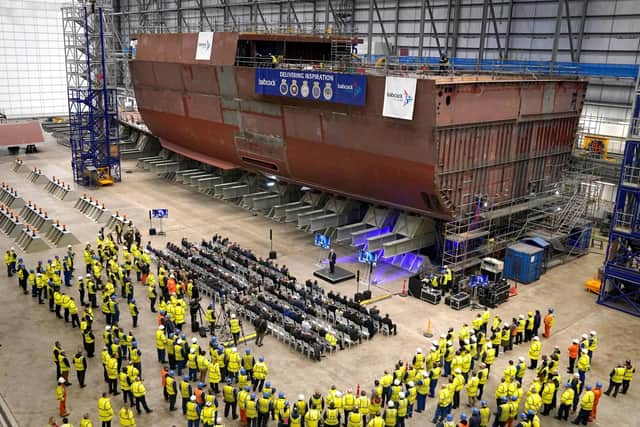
xmin=258 ymin=79 xmax=276 ymax=86
xmin=198 ymin=40 xmax=211 ymax=50
xmin=386 ymin=89 xmax=413 ymax=106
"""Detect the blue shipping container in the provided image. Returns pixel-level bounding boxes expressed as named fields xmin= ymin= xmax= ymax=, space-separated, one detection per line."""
xmin=503 ymin=243 xmax=544 ymax=284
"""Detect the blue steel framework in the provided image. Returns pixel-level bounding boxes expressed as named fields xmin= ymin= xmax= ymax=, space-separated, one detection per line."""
xmin=63 ymin=5 xmax=121 ymax=185
xmin=598 ymin=138 xmax=640 ymax=316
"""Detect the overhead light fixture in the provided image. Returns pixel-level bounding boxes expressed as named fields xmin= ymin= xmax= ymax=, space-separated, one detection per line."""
xmin=266 ymin=181 xmax=276 ymax=187
xmin=300 ymin=186 xmax=311 ymax=191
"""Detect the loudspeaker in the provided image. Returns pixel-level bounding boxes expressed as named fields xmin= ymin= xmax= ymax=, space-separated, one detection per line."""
xmin=149 ymin=228 xmax=157 ymax=235
xmin=269 ymin=250 xmax=277 ymax=259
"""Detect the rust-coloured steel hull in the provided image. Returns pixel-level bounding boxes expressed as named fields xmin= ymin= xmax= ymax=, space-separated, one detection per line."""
xmin=130 ymin=33 xmax=587 ymax=219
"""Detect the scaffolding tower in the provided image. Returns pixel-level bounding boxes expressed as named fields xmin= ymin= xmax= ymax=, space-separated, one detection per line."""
xmin=62 ymin=1 xmax=121 ymax=185
xmin=597 ymin=75 xmax=640 ymax=317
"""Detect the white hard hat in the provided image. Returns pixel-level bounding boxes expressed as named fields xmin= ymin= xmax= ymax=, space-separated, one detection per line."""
xmin=394 ymin=379 xmax=400 ymax=385
xmin=487 ymin=343 xmax=493 ymax=348
xmin=416 ymin=348 xmax=422 ymax=353
xmin=231 ymin=347 xmax=237 ymax=352
xmin=572 ymin=339 xmax=579 ymax=343
xmin=519 ymin=356 xmax=525 ymax=362
xmin=159 ymin=325 xmax=165 ymax=330
xmin=455 ymin=368 xmax=461 ymax=374
xmin=503 ymin=322 xmax=509 ymax=328
xmin=105 ymin=325 xmax=111 ymax=330
xmin=582 ymin=349 xmax=588 ymax=354
xmin=408 ymin=382 xmax=414 ymax=387
xmin=335 ymin=391 xmax=342 ymax=397
xmin=582 ymin=334 xmax=588 ymax=339
xmin=298 ymin=394 xmax=305 ymax=400
xmin=533 ymin=336 xmax=539 ymax=341
xmin=387 ymin=401 xmax=395 ymax=408
xmin=177 ymin=339 xmax=182 ymax=344
xmin=590 ymin=331 xmax=597 ymax=336
xmin=440 ymin=334 xmax=446 ymax=338
xmin=78 ymin=276 xmax=83 ymax=280
xmin=190 ymin=395 xmax=196 ymax=401
xmin=231 ymin=314 xmax=236 ymax=318
xmin=10 ymin=247 xmax=14 ymax=251
xmin=519 ymin=314 xmax=524 ymax=319
xmin=471 ymin=337 xmax=477 ymax=342
xmin=464 ymin=339 xmax=470 ymax=344
xmin=190 ymin=348 xmax=196 ymax=353
xmin=399 ymin=392 xmax=405 ymax=398
xmin=192 ymin=337 xmax=198 ymax=343
xmin=58 ymin=377 xmax=65 ymax=383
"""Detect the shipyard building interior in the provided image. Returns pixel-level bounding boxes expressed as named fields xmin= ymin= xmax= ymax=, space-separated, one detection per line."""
xmin=1 ymin=0 xmax=640 ymax=426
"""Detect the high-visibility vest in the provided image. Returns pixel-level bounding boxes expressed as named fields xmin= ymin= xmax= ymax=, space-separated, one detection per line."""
xmin=612 ymin=367 xmax=625 ymax=383
xmin=74 ymin=355 xmax=85 ymax=371
xmin=305 ymin=409 xmax=321 ymax=427
xmin=383 ymin=408 xmax=397 ymax=427
xmin=624 ymin=366 xmax=635 ymax=381
xmin=560 ymin=388 xmax=574 ymax=405
xmin=246 ymin=399 xmax=258 ymax=418
xmin=223 ymin=385 xmax=236 ymax=402
xmin=347 ymin=411 xmax=363 ymax=427
xmin=357 ymin=397 xmax=369 ymax=415
xmin=541 ymin=383 xmax=555 ymax=404
xmin=498 ymin=403 xmax=510 ymax=422
xmin=132 ymin=381 xmax=146 ymax=397
xmin=186 ymin=401 xmax=200 ymax=420
xmin=98 ymin=397 xmax=113 ymax=421
xmin=325 ymin=408 xmax=339 ymax=426
xmin=119 ymin=407 xmax=135 ymax=426
xmin=230 ymin=318 xmax=241 ymax=333
xmin=580 ymin=391 xmax=595 ymax=411
xmin=201 ymin=405 xmax=216 ymax=423
xmin=180 ymin=381 xmax=192 ymax=398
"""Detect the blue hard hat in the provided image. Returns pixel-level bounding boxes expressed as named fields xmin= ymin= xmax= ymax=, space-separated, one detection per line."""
xmin=181 ymin=333 xmax=187 ymax=339
xmin=259 ymin=356 xmax=264 ymax=362
xmin=226 ymin=378 xmax=232 ymax=384
xmin=18 ymin=258 xmax=23 ymax=262
xmin=548 ymin=308 xmax=554 ymax=313
xmin=169 ymin=370 xmax=174 ymax=376
xmin=446 ymin=414 xmax=453 ymax=421
xmin=460 ymin=413 xmax=467 ymax=421
xmin=245 ymin=386 xmax=251 ymax=391
xmin=114 ymin=338 xmax=120 ymax=343
xmin=198 ymin=382 xmax=205 ymax=388
xmin=264 ymin=392 xmax=271 ymax=398
xmin=184 ymin=375 xmax=190 ymax=381
xmin=111 ymin=295 xmax=116 ymax=300
xmin=250 ymin=393 xmax=256 ymax=399
xmin=481 ymin=400 xmax=487 ymax=406
xmin=279 ymin=391 xmax=285 ymax=398
xmin=265 ymin=382 xmax=271 ymax=388
xmin=500 ymin=397 xmax=507 ymax=403
xmin=596 ymin=382 xmax=602 ymax=388
xmin=585 ymin=385 xmax=592 ymax=390
xmin=472 ymin=407 xmax=479 ymax=415
xmin=132 ymin=342 xmax=137 ymax=348
xmin=131 ymin=298 xmax=136 ymax=303
xmin=48 ymin=259 xmax=52 ymax=263
xmin=245 ymin=348 xmax=251 ymax=354
xmin=29 ymin=269 xmax=34 ymax=273
xmin=511 ymin=395 xmax=518 ymax=401
xmin=169 ymin=333 xmax=175 ymax=339
xmin=527 ymin=409 xmax=535 ymax=416
xmin=520 ymin=413 xmax=528 ymax=420
xmin=240 ymin=368 xmax=246 ymax=374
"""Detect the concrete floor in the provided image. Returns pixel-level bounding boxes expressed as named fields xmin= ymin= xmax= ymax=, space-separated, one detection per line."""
xmin=0 ymin=138 xmax=638 ymax=427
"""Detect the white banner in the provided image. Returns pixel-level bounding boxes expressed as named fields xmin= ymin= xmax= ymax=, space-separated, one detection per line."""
xmin=195 ymin=32 xmax=214 ymax=61
xmin=382 ymin=76 xmax=417 ymax=120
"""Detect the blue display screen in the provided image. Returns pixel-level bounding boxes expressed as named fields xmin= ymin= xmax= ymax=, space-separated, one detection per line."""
xmin=314 ymin=233 xmax=331 ymax=249
xmin=358 ymin=249 xmax=379 ymax=265
xmin=151 ymin=208 xmax=168 ymax=219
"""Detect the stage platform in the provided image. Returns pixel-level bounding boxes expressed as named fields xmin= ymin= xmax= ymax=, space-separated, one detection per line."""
xmin=313 ymin=266 xmax=355 ymax=284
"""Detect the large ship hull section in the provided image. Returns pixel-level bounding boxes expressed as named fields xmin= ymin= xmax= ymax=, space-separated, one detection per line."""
xmin=130 ymin=33 xmax=586 ymax=219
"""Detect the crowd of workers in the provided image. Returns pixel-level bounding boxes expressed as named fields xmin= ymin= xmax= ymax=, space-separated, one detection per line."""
xmin=3 ymin=229 xmax=637 ymax=427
